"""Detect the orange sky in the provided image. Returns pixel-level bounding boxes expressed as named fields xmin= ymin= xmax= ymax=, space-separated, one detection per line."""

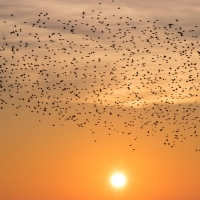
xmin=1 ymin=106 xmax=200 ymax=200
xmin=1 ymin=0 xmax=200 ymax=199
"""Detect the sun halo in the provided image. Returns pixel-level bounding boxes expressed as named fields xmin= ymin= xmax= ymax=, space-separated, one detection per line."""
xmin=110 ymin=173 xmax=126 ymax=188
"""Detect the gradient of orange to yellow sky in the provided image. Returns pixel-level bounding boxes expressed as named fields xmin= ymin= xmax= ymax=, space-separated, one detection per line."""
xmin=1 ymin=0 xmax=200 ymax=199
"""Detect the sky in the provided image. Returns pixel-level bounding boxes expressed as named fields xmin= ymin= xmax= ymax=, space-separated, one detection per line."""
xmin=0 ymin=0 xmax=200 ymax=199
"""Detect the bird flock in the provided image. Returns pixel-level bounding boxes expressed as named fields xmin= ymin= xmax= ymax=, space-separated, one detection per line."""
xmin=0 ymin=1 xmax=200 ymax=151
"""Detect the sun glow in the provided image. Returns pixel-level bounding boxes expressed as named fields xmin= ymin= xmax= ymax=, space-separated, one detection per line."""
xmin=111 ymin=173 xmax=126 ymax=187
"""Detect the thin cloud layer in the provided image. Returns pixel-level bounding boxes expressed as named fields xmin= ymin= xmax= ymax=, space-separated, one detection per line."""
xmin=0 ymin=0 xmax=200 ymax=148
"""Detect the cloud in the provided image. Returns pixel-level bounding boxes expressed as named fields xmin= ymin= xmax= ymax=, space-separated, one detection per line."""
xmin=1 ymin=0 xmax=200 ymax=108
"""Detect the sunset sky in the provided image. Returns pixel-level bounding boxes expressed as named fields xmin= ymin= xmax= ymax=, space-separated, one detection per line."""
xmin=1 ymin=0 xmax=200 ymax=199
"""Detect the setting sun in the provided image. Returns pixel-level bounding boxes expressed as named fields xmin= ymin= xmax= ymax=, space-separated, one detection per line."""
xmin=111 ymin=173 xmax=126 ymax=187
